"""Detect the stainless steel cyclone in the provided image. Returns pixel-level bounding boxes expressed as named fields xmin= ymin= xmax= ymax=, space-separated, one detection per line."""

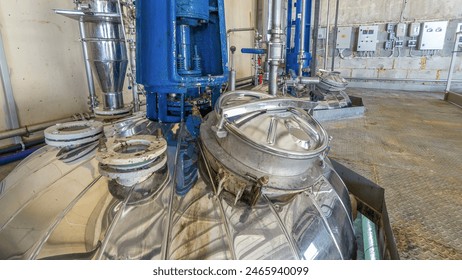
xmin=55 ymin=0 xmax=131 ymax=117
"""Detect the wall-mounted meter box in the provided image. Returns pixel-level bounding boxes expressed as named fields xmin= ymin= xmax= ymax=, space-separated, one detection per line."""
xmin=418 ymin=21 xmax=448 ymax=50
xmin=409 ymin=22 xmax=421 ymax=37
xmin=356 ymin=25 xmax=379 ymax=51
xmin=336 ymin=26 xmax=353 ymax=49
xmin=396 ymin=23 xmax=407 ymax=37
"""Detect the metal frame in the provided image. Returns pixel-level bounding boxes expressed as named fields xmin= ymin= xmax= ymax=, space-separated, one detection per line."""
xmin=331 ymin=159 xmax=400 ymax=260
xmin=0 ymin=29 xmax=22 ymax=145
xmin=444 ymin=32 xmax=462 ymax=108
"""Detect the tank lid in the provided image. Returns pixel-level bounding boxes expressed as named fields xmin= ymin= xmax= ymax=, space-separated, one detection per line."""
xmin=212 ymin=91 xmax=328 ymax=159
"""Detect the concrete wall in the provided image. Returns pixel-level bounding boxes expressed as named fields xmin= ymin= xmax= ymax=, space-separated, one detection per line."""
xmin=225 ymin=0 xmax=257 ymax=80
xmin=0 ymin=1 xmax=90 ymax=142
xmin=316 ymin=0 xmax=462 ymax=91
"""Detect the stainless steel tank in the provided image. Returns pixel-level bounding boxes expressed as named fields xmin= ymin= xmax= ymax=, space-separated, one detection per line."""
xmin=0 ymin=91 xmax=356 ymax=260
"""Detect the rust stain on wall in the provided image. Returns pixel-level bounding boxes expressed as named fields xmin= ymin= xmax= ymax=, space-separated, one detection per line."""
xmin=420 ymin=57 xmax=426 ymax=70
xmin=436 ymin=69 xmax=441 ymax=80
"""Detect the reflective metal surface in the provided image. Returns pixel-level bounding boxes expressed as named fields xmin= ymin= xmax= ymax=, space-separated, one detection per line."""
xmin=55 ymin=0 xmax=130 ymax=115
xmin=317 ymin=70 xmax=348 ymax=92
xmin=0 ymin=106 xmax=355 ymax=259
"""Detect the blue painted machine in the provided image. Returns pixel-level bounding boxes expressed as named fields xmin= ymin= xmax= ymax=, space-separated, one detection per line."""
xmin=285 ymin=0 xmax=312 ymax=76
xmin=136 ymin=0 xmax=229 ymax=122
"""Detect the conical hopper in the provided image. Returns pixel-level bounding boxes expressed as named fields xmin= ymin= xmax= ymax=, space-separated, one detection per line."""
xmin=55 ymin=0 xmax=129 ymax=113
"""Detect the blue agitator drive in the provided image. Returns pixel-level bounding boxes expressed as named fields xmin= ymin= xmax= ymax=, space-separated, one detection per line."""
xmin=136 ymin=0 xmax=229 ymax=122
xmin=286 ymin=0 xmax=312 ymax=75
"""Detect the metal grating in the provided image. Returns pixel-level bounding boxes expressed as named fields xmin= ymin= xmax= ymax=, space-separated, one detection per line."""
xmin=322 ymin=88 xmax=462 ymax=260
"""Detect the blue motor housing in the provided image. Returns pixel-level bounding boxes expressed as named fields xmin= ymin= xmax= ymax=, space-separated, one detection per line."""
xmin=286 ymin=0 xmax=312 ymax=75
xmin=136 ymin=0 xmax=228 ymax=122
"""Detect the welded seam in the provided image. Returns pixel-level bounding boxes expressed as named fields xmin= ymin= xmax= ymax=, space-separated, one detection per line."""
xmin=198 ymin=139 xmax=236 ymax=259
xmin=307 ymin=192 xmax=345 ymax=260
xmin=0 ymin=147 xmax=60 ymax=199
xmin=263 ymin=195 xmax=302 ymax=260
xmin=27 ymin=175 xmax=103 ymax=259
xmin=215 ymin=196 xmax=237 ymax=260
xmin=161 ymin=124 xmax=184 ymax=260
xmin=95 ymin=182 xmax=137 ymax=259
xmin=324 ymin=172 xmax=355 ymax=231
xmin=0 ymin=156 xmax=96 ymax=231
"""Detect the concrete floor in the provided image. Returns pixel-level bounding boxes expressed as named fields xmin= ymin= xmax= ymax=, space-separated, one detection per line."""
xmin=0 ymin=88 xmax=461 ymax=260
xmin=322 ymin=88 xmax=462 ymax=260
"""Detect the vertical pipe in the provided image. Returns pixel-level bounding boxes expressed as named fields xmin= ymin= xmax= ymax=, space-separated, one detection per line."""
xmin=253 ymin=31 xmax=259 ymax=85
xmin=298 ymin=0 xmax=307 ymax=76
xmin=229 ymin=71 xmax=236 ymax=91
xmin=255 ymin=0 xmax=260 ymax=33
xmin=117 ymin=0 xmax=139 ymax=112
xmin=310 ymin=0 xmax=321 ymax=77
xmin=229 ymin=46 xmax=236 ymax=91
xmin=330 ymin=0 xmax=340 ymax=71
xmin=130 ymin=41 xmax=140 ymax=112
xmin=78 ymin=21 xmax=97 ymax=112
xmin=324 ymin=0 xmax=331 ymax=70
xmin=269 ymin=0 xmax=283 ymax=96
xmin=446 ymin=32 xmax=461 ymax=92
xmin=0 ymin=29 xmax=22 ymax=145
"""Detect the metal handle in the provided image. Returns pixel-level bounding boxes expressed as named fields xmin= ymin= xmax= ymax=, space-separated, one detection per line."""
xmin=213 ymin=91 xmax=317 ymax=138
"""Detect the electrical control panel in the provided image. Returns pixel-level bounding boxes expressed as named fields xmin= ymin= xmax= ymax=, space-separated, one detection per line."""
xmin=396 ymin=23 xmax=407 ymax=38
xmin=318 ymin=27 xmax=327 ymax=39
xmin=336 ymin=26 xmax=353 ymax=49
xmin=409 ymin=22 xmax=421 ymax=37
xmin=418 ymin=21 xmax=448 ymax=50
xmin=357 ymin=25 xmax=379 ymax=51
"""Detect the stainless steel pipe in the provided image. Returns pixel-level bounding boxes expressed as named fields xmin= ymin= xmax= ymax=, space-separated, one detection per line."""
xmin=0 ymin=115 xmax=92 ymax=141
xmin=324 ymin=0 xmax=331 ymax=70
xmin=268 ymin=0 xmax=284 ymax=96
xmin=78 ymin=21 xmax=97 ymax=112
xmin=298 ymin=0 xmax=308 ymax=77
xmin=310 ymin=0 xmax=321 ymax=77
xmin=229 ymin=46 xmax=237 ymax=91
xmin=446 ymin=32 xmax=462 ymax=92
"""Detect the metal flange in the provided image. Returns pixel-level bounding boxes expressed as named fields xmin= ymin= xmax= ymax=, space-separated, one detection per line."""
xmin=96 ymin=135 xmax=168 ymax=186
xmin=94 ymin=106 xmax=132 ymax=119
xmin=44 ymin=120 xmax=104 ymax=148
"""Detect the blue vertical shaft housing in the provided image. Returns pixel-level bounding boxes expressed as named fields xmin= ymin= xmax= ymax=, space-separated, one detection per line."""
xmin=286 ymin=0 xmax=312 ymax=75
xmin=136 ymin=0 xmax=228 ymax=122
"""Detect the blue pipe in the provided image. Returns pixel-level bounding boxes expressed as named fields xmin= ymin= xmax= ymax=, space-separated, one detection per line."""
xmin=241 ymin=48 xmax=266 ymax=54
xmin=0 ymin=145 xmax=42 ymax=166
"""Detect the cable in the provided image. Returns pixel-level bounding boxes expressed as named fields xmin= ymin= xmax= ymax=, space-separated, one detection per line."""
xmin=399 ymin=0 xmax=408 ymax=22
xmin=339 ymin=48 xmax=353 ymax=59
xmin=388 ymin=47 xmax=395 ymax=58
